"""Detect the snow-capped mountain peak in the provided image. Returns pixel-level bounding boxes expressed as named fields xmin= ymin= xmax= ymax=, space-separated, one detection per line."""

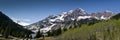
xmin=68 ymin=10 xmax=73 ymax=13
xmin=72 ymin=8 xmax=87 ymax=16
xmin=25 ymin=8 xmax=113 ymax=33
xmin=75 ymin=8 xmax=85 ymax=12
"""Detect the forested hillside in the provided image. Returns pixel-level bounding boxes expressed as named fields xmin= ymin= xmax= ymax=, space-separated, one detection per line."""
xmin=56 ymin=13 xmax=120 ymax=40
xmin=0 ymin=11 xmax=32 ymax=38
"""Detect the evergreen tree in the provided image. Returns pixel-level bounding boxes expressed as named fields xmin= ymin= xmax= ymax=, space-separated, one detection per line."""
xmin=35 ymin=30 xmax=42 ymax=38
xmin=111 ymin=13 xmax=120 ymax=20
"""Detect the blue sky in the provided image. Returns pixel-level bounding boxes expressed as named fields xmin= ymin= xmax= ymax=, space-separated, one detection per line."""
xmin=0 ymin=0 xmax=120 ymax=24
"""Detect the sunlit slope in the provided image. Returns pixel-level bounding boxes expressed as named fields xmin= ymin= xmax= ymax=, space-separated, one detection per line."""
xmin=56 ymin=19 xmax=120 ymax=40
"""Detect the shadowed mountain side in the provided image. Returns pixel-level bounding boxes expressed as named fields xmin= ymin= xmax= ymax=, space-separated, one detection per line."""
xmin=0 ymin=11 xmax=33 ymax=38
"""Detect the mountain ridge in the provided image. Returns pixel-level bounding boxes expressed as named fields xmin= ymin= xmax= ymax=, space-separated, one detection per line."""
xmin=25 ymin=8 xmax=114 ymax=33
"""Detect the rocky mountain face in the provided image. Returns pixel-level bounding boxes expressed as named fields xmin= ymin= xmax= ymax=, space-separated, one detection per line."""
xmin=91 ymin=10 xmax=113 ymax=20
xmin=0 ymin=11 xmax=32 ymax=38
xmin=26 ymin=8 xmax=113 ymax=33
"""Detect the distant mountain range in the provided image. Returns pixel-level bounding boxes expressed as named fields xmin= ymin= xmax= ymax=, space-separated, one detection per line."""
xmin=12 ymin=19 xmax=30 ymax=26
xmin=25 ymin=8 xmax=114 ymax=33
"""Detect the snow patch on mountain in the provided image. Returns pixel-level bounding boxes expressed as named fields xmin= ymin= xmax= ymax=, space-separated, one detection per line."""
xmin=77 ymin=16 xmax=91 ymax=20
xmin=17 ymin=21 xmax=30 ymax=26
xmin=101 ymin=15 xmax=107 ymax=20
xmin=94 ymin=16 xmax=100 ymax=20
xmin=40 ymin=24 xmax=56 ymax=33
xmin=57 ymin=14 xmax=65 ymax=21
xmin=68 ymin=10 xmax=73 ymax=13
xmin=105 ymin=10 xmax=112 ymax=13
xmin=12 ymin=18 xmax=30 ymax=26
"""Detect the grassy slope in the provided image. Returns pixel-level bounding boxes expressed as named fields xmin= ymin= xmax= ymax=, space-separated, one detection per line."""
xmin=56 ymin=19 xmax=120 ymax=40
